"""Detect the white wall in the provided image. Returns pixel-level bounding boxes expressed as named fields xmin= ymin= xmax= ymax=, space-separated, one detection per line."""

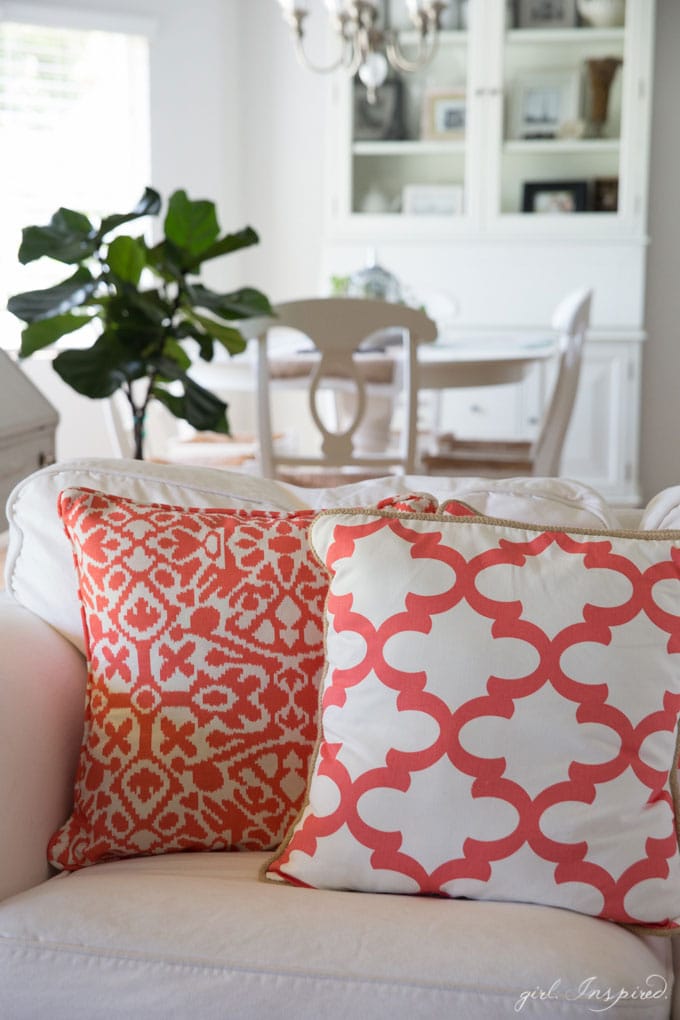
xmin=236 ymin=1 xmax=328 ymax=302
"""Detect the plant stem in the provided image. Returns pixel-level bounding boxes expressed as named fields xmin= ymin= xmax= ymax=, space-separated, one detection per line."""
xmin=132 ymin=411 xmax=145 ymax=461
xmin=122 ymin=379 xmax=146 ymax=460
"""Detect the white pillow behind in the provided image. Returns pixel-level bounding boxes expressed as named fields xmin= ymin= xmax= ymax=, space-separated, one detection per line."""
xmin=5 ymin=458 xmax=621 ymax=652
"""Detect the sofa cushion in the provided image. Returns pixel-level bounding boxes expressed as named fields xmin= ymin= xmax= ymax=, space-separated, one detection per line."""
xmin=4 ymin=458 xmax=620 ymax=653
xmin=269 ymin=508 xmax=680 ymax=931
xmin=48 ymin=489 xmax=327 ymax=868
xmin=640 ymin=487 xmax=680 ymax=531
xmin=0 ymin=851 xmax=673 ymax=1020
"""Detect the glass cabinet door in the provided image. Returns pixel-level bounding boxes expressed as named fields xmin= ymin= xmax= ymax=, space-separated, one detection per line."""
xmin=490 ymin=0 xmax=646 ymax=231
xmin=343 ymin=4 xmax=472 ymax=229
xmin=330 ymin=0 xmax=651 ymax=237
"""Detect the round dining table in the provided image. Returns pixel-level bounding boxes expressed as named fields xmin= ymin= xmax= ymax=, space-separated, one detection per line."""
xmin=414 ymin=334 xmax=556 ymax=390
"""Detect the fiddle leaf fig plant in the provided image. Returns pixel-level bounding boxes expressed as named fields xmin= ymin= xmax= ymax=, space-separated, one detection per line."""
xmin=8 ymin=186 xmax=273 ymax=459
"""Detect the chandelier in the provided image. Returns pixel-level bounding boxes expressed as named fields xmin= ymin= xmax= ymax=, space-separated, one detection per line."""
xmin=275 ymin=1 xmax=449 ymax=103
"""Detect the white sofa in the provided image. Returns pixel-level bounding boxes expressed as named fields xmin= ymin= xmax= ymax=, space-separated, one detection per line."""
xmin=1 ymin=457 xmax=679 ymax=1020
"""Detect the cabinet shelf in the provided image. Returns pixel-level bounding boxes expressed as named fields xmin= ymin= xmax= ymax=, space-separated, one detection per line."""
xmin=507 ymin=27 xmax=625 ymax=44
xmin=503 ymin=138 xmax=620 ymax=154
xmin=353 ymin=140 xmax=465 ymax=156
xmin=400 ymin=26 xmax=625 ymax=47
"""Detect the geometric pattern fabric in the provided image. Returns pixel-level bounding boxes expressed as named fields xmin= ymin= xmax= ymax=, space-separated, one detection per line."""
xmin=49 ymin=489 xmax=325 ymax=869
xmin=268 ymin=508 xmax=680 ymax=931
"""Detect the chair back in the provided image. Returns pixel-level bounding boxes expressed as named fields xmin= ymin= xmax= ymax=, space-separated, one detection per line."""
xmin=532 ymin=288 xmax=592 ymax=477
xmin=256 ymin=297 xmax=437 ymax=480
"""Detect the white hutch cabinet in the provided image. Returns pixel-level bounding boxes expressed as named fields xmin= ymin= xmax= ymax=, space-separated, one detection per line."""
xmin=321 ymin=0 xmax=655 ymax=504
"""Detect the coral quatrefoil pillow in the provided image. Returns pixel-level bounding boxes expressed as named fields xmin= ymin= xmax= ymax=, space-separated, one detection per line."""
xmin=268 ymin=509 xmax=680 ymax=931
xmin=49 ymin=488 xmax=326 ymax=869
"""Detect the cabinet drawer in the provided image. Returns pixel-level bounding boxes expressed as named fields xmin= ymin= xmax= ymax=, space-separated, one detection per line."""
xmin=0 ymin=428 xmax=56 ymax=529
xmin=435 ymin=377 xmax=544 ymax=440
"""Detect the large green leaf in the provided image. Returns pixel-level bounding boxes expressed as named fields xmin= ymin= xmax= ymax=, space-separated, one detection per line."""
xmin=153 ymin=377 xmax=230 ymax=434
xmin=174 ymin=320 xmax=215 ymax=361
xmin=102 ymin=288 xmax=171 ymax=355
xmin=162 ymin=337 xmax=192 ymax=371
xmin=185 ymin=311 xmax=246 ymax=355
xmin=185 ymin=283 xmax=273 ymax=320
xmin=54 ymin=333 xmax=146 ymax=398
xmin=186 ymin=226 xmax=259 ymax=269
xmin=97 ymin=187 xmax=161 ymax=238
xmin=8 ymin=267 xmax=98 ymax=323
xmin=164 ymin=190 xmax=219 ymax=259
xmin=20 ymin=313 xmax=93 ymax=357
xmin=109 ymin=287 xmax=169 ymax=327
xmin=182 ymin=377 xmax=230 ymax=433
xmin=18 ymin=207 xmax=97 ymax=265
xmin=144 ymin=239 xmax=187 ymax=283
xmin=106 ymin=236 xmax=146 ymax=285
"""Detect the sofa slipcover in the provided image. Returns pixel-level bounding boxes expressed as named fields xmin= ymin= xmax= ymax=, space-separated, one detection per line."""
xmin=1 ymin=458 xmax=679 ymax=1019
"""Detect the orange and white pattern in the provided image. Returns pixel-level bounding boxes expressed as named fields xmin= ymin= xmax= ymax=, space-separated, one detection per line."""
xmin=269 ymin=510 xmax=680 ymax=930
xmin=49 ymin=489 xmax=326 ymax=869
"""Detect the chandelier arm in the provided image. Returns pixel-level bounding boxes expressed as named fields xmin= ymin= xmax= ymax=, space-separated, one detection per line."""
xmin=384 ymin=29 xmax=440 ymax=75
xmin=292 ymin=32 xmax=356 ymax=75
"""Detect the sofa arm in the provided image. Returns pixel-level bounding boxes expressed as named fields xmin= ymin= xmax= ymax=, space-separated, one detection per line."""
xmin=0 ymin=594 xmax=86 ymax=902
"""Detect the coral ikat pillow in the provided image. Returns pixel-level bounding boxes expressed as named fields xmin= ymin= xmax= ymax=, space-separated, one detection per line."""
xmin=49 ymin=488 xmax=327 ymax=870
xmin=267 ymin=509 xmax=680 ymax=932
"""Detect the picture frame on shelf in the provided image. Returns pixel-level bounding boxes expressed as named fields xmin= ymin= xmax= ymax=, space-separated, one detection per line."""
xmin=517 ymin=0 xmax=577 ymax=28
xmin=522 ymin=179 xmax=588 ymax=213
xmin=510 ymin=69 xmax=580 ymax=139
xmin=592 ymin=176 xmax=619 ymax=212
xmin=402 ymin=184 xmax=465 ymax=216
xmin=421 ymin=87 xmax=466 ymax=141
xmin=353 ymin=77 xmax=405 ymax=141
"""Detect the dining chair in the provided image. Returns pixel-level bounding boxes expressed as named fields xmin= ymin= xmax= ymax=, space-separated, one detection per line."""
xmin=421 ymin=287 xmax=593 ymax=478
xmin=255 ymin=297 xmax=437 ymax=484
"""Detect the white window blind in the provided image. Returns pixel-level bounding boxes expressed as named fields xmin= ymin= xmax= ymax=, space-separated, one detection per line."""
xmin=0 ymin=14 xmax=152 ymax=351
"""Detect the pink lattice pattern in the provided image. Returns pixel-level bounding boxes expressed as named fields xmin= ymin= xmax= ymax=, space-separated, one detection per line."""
xmin=269 ymin=510 xmax=680 ymax=930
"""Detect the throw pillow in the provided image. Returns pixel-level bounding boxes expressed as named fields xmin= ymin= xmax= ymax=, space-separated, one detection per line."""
xmin=267 ymin=508 xmax=680 ymax=932
xmin=49 ymin=487 xmax=473 ymax=870
xmin=49 ymin=488 xmax=326 ymax=869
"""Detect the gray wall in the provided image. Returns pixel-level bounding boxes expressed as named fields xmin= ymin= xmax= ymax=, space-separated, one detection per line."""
xmin=641 ymin=0 xmax=680 ymax=501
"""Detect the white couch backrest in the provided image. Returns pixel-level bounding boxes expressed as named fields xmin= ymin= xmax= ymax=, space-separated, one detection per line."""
xmin=4 ymin=457 xmax=623 ymax=654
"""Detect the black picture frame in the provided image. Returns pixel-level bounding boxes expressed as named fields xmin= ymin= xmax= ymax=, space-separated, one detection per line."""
xmin=353 ymin=77 xmax=406 ymax=142
xmin=522 ymin=179 xmax=589 ymax=214
xmin=592 ymin=176 xmax=619 ymax=212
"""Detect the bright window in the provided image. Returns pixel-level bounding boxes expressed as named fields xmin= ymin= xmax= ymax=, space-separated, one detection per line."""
xmin=0 ymin=12 xmax=152 ymax=350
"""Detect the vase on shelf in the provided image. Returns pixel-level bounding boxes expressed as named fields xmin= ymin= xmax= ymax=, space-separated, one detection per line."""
xmin=585 ymin=56 xmax=622 ymax=137
xmin=577 ymin=0 xmax=625 ymax=28
xmin=359 ymin=186 xmax=391 ymax=215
